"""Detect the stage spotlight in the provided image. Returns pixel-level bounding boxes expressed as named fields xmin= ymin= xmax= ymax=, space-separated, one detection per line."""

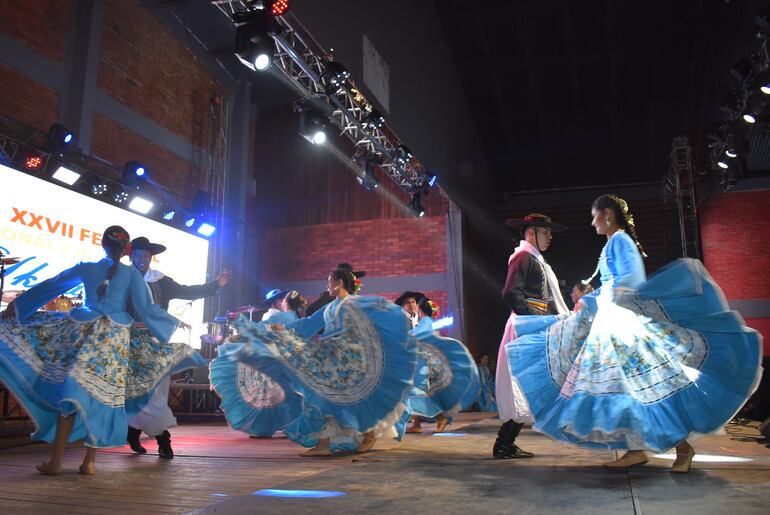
xmin=128 ymin=196 xmax=154 ymax=215
xmin=725 ymin=148 xmax=738 ymax=158
xmin=122 ymin=160 xmax=147 ymax=189
xmin=185 ymin=216 xmax=196 ymax=228
xmin=717 ymin=160 xmax=729 ymax=169
xmin=51 ymin=165 xmax=80 ymax=185
xmin=163 ymin=209 xmax=176 ymax=221
xmin=366 ymin=109 xmax=386 ymax=129
xmin=234 ymin=11 xmax=275 ymax=72
xmin=265 ymin=0 xmax=290 ymax=16
xmin=90 ymin=177 xmax=108 ymax=196
xmin=408 ymin=192 xmax=425 ymax=217
xmin=426 ymin=173 xmax=437 ymax=188
xmin=110 ymin=185 xmax=129 ymax=205
xmin=22 ymin=151 xmax=44 ymax=171
xmin=48 ymin=123 xmax=74 ymax=156
xmin=357 ymin=159 xmax=381 ymax=192
xmin=324 ymin=61 xmax=350 ymax=89
xmin=197 ymin=222 xmax=216 ymax=237
xmin=743 ymin=112 xmax=757 ymax=123
xmin=395 ymin=145 xmax=413 ymax=166
xmin=298 ymin=109 xmax=328 ymax=145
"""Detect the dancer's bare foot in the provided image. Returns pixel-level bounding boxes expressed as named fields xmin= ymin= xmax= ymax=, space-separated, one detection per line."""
xmin=602 ymin=451 xmax=648 ymax=468
xmin=435 ymin=414 xmax=449 ymax=433
xmin=671 ymin=441 xmax=695 ymax=473
xmin=79 ymin=463 xmax=96 ymax=475
xmin=299 ymin=446 xmax=333 ymax=457
xmin=36 ymin=462 xmax=60 ymax=475
xmin=357 ymin=432 xmax=376 ymax=453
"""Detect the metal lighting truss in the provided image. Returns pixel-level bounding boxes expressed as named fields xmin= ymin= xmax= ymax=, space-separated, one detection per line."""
xmin=664 ymin=136 xmax=701 ymax=259
xmin=211 ymin=1 xmax=427 ymax=190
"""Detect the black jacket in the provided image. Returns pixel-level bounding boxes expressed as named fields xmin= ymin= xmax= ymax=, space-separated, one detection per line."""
xmin=146 ymin=276 xmax=220 ymax=310
xmin=501 ymin=252 xmax=557 ymax=316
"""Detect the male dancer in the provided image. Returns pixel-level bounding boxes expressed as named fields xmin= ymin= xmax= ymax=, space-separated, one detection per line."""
xmin=394 ymin=290 xmax=422 ymax=329
xmin=127 ymin=237 xmax=232 ymax=458
xmin=494 ymin=214 xmax=569 ymax=459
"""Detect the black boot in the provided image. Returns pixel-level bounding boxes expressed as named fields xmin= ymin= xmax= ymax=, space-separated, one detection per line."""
xmin=127 ymin=426 xmax=147 ymax=454
xmin=156 ymin=430 xmax=174 ymax=459
xmin=492 ymin=420 xmax=534 ymax=459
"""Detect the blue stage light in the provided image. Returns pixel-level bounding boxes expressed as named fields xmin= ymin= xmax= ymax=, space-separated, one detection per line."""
xmin=427 ymin=174 xmax=437 ymax=187
xmin=433 ymin=433 xmax=468 ymax=437
xmin=185 ymin=217 xmax=196 ymax=228
xmin=252 ymin=489 xmax=347 ymax=499
xmin=197 ymin=222 xmax=216 ymax=237
xmin=431 ymin=316 xmax=454 ymax=330
xmin=163 ymin=210 xmax=176 ymax=221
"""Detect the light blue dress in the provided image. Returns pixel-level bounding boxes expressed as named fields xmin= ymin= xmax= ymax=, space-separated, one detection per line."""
xmin=0 ymin=259 xmax=203 ymax=448
xmin=504 ymin=231 xmax=762 ymax=451
xmin=215 ymin=295 xmax=418 ymax=451
xmin=209 ymin=310 xmax=302 ymax=436
xmin=396 ymin=317 xmax=479 ymax=435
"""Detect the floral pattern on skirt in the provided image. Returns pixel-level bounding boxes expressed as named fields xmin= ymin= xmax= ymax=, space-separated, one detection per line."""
xmin=1 ymin=312 xmax=130 ymax=407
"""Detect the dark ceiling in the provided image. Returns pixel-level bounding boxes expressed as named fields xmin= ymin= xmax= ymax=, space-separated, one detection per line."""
xmin=435 ymin=0 xmax=770 ymax=193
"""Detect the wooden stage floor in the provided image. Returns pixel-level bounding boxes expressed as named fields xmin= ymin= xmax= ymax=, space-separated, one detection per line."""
xmin=0 ymin=413 xmax=769 ymax=514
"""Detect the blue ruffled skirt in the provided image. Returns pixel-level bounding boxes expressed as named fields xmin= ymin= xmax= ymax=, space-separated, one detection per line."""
xmin=405 ymin=330 xmax=479 ymax=419
xmin=505 ymin=259 xmax=763 ymax=452
xmin=212 ymin=296 xmax=417 ymax=451
xmin=0 ymin=313 xmax=204 ymax=448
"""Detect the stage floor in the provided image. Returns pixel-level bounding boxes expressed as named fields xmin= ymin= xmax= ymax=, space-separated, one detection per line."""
xmin=0 ymin=413 xmax=768 ymax=514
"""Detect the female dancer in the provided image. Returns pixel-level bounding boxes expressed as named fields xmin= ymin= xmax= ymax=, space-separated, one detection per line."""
xmin=501 ymin=195 xmax=762 ymax=472
xmin=212 ymin=267 xmax=417 ymax=456
xmin=399 ymin=296 xmax=479 ymax=434
xmin=210 ymin=290 xmax=306 ymax=437
xmin=0 ymin=226 xmax=201 ymax=474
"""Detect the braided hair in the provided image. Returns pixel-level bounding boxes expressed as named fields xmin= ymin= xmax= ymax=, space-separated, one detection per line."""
xmin=285 ymin=290 xmax=306 ymax=316
xmin=97 ymin=225 xmax=131 ymax=299
xmin=592 ymin=194 xmax=647 ymax=258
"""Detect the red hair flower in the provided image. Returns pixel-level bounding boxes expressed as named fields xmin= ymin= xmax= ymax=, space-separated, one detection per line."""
xmin=427 ymin=300 xmax=440 ymax=319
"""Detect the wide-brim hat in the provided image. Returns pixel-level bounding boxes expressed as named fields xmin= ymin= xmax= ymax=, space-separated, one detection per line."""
xmin=130 ymin=237 xmax=167 ymax=255
xmin=259 ymin=288 xmax=289 ymax=308
xmin=505 ymin=213 xmax=567 ymax=232
xmin=394 ymin=291 xmax=426 ymax=306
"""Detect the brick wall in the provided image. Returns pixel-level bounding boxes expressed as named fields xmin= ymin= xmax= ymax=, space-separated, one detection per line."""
xmin=259 ymin=216 xmax=447 ymax=281
xmin=97 ymin=0 xmax=224 ymax=149
xmin=0 ymin=64 xmax=59 ymax=133
xmin=0 ymin=0 xmax=72 ymax=63
xmin=700 ymin=189 xmax=770 ymax=354
xmin=90 ymin=113 xmax=203 ymax=201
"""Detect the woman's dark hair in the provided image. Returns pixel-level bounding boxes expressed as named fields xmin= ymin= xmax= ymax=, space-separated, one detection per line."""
xmin=477 ymin=353 xmax=489 ymax=362
xmin=592 ymin=194 xmax=647 ymax=257
xmin=331 ymin=268 xmax=356 ymax=294
xmin=285 ymin=290 xmax=306 ymax=316
xmin=97 ymin=225 xmax=131 ymax=299
xmin=573 ymin=282 xmax=594 ymax=294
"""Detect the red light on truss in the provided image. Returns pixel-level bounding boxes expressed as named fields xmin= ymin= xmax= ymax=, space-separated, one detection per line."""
xmin=25 ymin=155 xmax=44 ymax=170
xmin=269 ymin=0 xmax=289 ymax=16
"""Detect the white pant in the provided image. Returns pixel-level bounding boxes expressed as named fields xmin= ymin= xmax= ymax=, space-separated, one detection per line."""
xmin=128 ymin=376 xmax=176 ymax=436
xmin=495 ymin=312 xmax=534 ymax=424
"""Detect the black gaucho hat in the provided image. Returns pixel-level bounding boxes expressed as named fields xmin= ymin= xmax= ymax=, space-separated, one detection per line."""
xmin=505 ymin=213 xmax=567 ymax=233
xmin=130 ymin=237 xmax=167 ymax=255
xmin=394 ymin=291 xmax=426 ymax=307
